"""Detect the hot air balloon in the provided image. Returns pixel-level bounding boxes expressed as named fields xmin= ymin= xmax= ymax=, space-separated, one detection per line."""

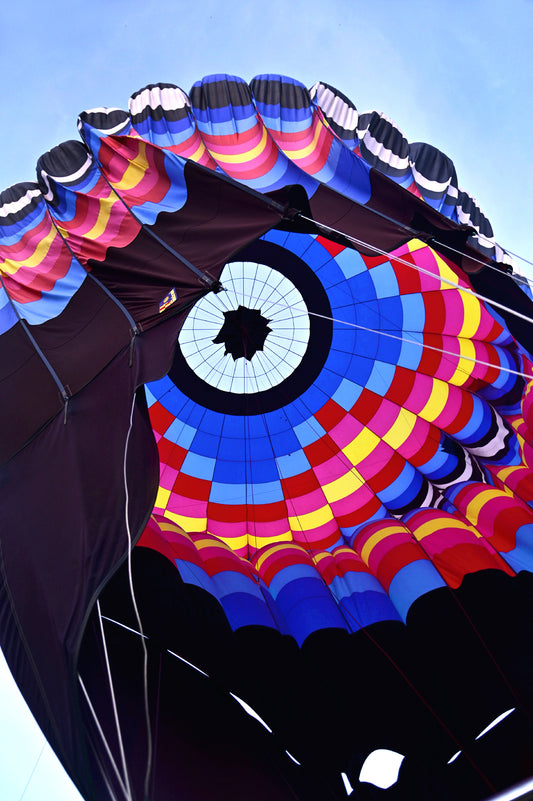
xmin=1 ymin=74 xmax=533 ymax=801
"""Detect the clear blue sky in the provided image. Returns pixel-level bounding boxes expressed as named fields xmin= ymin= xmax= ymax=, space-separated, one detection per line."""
xmin=1 ymin=1 xmax=532 ymax=799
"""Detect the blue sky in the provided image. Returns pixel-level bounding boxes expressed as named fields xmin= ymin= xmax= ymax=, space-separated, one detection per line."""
xmin=1 ymin=1 xmax=532 ymax=799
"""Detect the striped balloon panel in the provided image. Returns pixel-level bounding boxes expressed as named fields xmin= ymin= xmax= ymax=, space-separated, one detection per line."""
xmin=0 ymin=283 xmax=18 ymax=334
xmin=488 ymin=465 xmax=533 ymax=509
xmin=114 ymin=73 xmax=497 ymax=262
xmin=78 ymin=106 xmax=194 ymax=214
xmin=308 ymin=82 xmax=360 ymax=151
xmin=140 ymin=507 xmax=526 ymax=641
xmin=148 ymin=228 xmax=529 ymax=571
xmin=40 ymin=133 xmax=188 ymax=247
xmin=67 ymin=74 xmax=505 ymax=263
xmin=402 ymin=508 xmax=516 ymax=586
xmin=78 ymin=107 xmax=133 ymax=141
xmin=139 ymin=516 xmax=402 ymax=645
xmin=2 ymin=74 xmax=506 ymax=273
xmin=406 ymin=141 xmax=459 ymax=216
xmin=250 ymin=75 xmax=372 ymax=205
xmin=139 ymin=515 xmax=287 ymax=633
xmin=309 ymin=546 xmax=402 ymax=629
xmin=33 ymin=131 xmax=229 ymax=329
xmin=3 ymin=114 xmax=286 ymax=339
xmin=352 ymin=511 xmax=514 ymax=617
xmin=36 ymin=139 xmax=143 ymax=264
xmin=309 ymin=83 xmax=413 ymax=190
xmin=309 ymin=80 xmax=497 ymax=257
xmin=250 ymin=541 xmax=394 ymax=642
xmin=353 ymin=110 xmax=413 ymax=187
xmin=0 ymin=182 xmax=87 ymax=324
xmin=188 ymin=75 xmax=318 ymax=194
xmin=128 ymin=84 xmax=218 ymax=168
xmin=443 ymin=482 xmax=533 ymax=574
xmin=351 ymin=519 xmax=448 ymax=620
xmin=521 ymin=377 xmax=533 ymax=432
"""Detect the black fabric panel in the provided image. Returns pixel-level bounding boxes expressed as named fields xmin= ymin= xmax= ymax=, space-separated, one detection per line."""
xmin=250 ymin=76 xmax=312 ymax=111
xmin=0 ymin=277 xmax=134 ymax=462
xmin=190 ymin=76 xmax=255 ymax=112
xmin=470 ymin=265 xmax=533 ymax=356
xmin=81 ymin=549 xmax=338 ymax=801
xmin=84 ymin=160 xmax=285 ymax=330
xmin=1 ymin=164 xmax=285 ymax=463
xmin=0 ymin=334 xmax=165 ymax=801
xmin=305 ymin=174 xmax=489 ymax=280
xmin=0 ymin=319 xmax=64 ymax=462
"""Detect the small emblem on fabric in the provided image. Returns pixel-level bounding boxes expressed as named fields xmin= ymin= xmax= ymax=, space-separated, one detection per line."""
xmin=159 ymin=288 xmax=178 ymax=313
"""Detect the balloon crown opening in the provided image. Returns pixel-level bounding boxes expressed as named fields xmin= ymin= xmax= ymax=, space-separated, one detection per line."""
xmin=213 ymin=305 xmax=272 ymax=361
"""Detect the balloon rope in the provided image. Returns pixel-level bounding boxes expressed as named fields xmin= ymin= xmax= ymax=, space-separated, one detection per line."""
xmin=498 ymin=248 xmax=533 ymax=273
xmin=91 ymin=164 xmax=219 ymax=290
xmin=308 ymin=311 xmax=532 ymax=380
xmin=442 ymin=234 xmax=533 ymax=287
xmin=149 ymin=651 xmax=163 ymax=801
xmin=18 ymin=743 xmax=44 ymax=801
xmin=254 ymin=291 xmax=531 ymax=381
xmin=95 ymin=600 xmax=133 ymax=800
xmin=122 ymin=390 xmax=154 ymax=800
xmin=300 ymin=214 xmax=533 ymax=330
xmin=97 ymin=618 xmax=304 ymax=800
xmin=77 ymin=674 xmax=130 ymax=801
xmin=463 ymin=227 xmax=533 ymax=277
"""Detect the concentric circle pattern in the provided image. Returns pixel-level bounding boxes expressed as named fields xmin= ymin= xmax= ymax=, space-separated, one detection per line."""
xmin=148 ymin=224 xmax=532 ymax=602
xmin=178 ymin=260 xmax=310 ymax=394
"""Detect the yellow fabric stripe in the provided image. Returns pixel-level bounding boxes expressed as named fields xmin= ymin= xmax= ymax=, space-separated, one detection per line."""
xmin=82 ymin=196 xmax=119 ymax=241
xmin=281 ymin=121 xmax=322 ymax=159
xmin=111 ymin=139 xmax=150 ymax=191
xmin=214 ymin=532 xmax=248 ymax=552
xmin=289 ymin=504 xmax=334 ymax=531
xmin=188 ymin=140 xmax=210 ymax=162
xmin=193 ymin=537 xmax=227 ymax=550
xmin=342 ymin=427 xmax=380 ymax=467
xmin=155 ymin=487 xmax=171 ymax=509
xmin=414 ymin=516 xmax=481 ymax=540
xmin=157 ymin=518 xmax=187 ymax=535
xmin=207 ymin=126 xmax=268 ymax=164
xmin=406 ymin=238 xmax=428 ymax=253
xmin=359 ymin=525 xmax=405 ymax=563
xmin=163 ymin=509 xmax=207 ymax=531
xmin=322 ymin=469 xmax=364 ymax=504
xmin=245 ymin=530 xmax=292 ymax=549
xmin=382 ymin=408 xmax=416 ymax=450
xmin=254 ymin=546 xmax=281 ymax=572
xmin=1 ymin=227 xmax=57 ymax=275
xmin=458 ymin=290 xmax=482 ymax=339
xmin=463 ymin=488 xmax=496 ymax=527
xmin=494 ymin=465 xmax=519 ymax=483
xmin=448 ymin=338 xmax=477 ymax=387
xmin=433 ymin=250 xmax=461 ymax=287
xmin=418 ymin=379 xmax=449 ymax=423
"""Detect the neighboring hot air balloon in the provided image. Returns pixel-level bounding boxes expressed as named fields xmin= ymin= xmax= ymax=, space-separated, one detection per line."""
xmin=1 ymin=74 xmax=533 ymax=801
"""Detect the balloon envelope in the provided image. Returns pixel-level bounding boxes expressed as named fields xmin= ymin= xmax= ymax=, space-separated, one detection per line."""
xmin=2 ymin=73 xmax=533 ymax=801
